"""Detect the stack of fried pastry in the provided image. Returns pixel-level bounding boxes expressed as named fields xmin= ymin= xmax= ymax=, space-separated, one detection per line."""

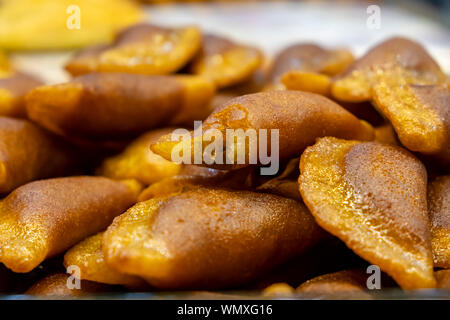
xmin=0 ymin=22 xmax=448 ymax=297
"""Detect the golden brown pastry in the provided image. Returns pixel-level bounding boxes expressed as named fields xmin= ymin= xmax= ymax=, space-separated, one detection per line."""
xmin=96 ymin=128 xmax=182 ymax=185
xmin=64 ymin=233 xmax=145 ymax=287
xmin=138 ymin=165 xmax=254 ymax=201
xmin=0 ymin=117 xmax=74 ymax=193
xmin=65 ymin=24 xmax=201 ymax=76
xmin=299 ymin=137 xmax=435 ymax=289
xmin=332 ymin=37 xmax=446 ymax=102
xmin=152 ymin=91 xmax=374 ymax=171
xmin=268 ymin=43 xmax=354 ymax=84
xmin=262 ymin=282 xmax=295 ymax=296
xmin=373 ymin=123 xmax=399 ymax=146
xmin=26 ymin=73 xmax=215 ymax=141
xmin=1 ymin=48 xmax=42 ymax=119
xmin=435 ymin=269 xmax=450 ymax=289
xmin=0 ymin=72 xmax=43 ymax=118
xmin=103 ymin=188 xmax=324 ymax=289
xmin=372 ymin=82 xmax=449 ymax=166
xmin=190 ymin=34 xmax=263 ymax=88
xmin=25 ymin=273 xmax=113 ymax=296
xmin=281 ymin=71 xmax=332 ymax=96
xmin=428 ymin=176 xmax=450 ymax=268
xmin=297 ymin=270 xmax=369 ymax=295
xmin=0 ymin=0 xmax=143 ymax=51
xmin=0 ymin=176 xmax=140 ymax=273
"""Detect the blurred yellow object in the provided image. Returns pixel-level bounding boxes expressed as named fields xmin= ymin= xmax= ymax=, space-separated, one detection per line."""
xmin=190 ymin=35 xmax=263 ymax=88
xmin=0 ymin=0 xmax=143 ymax=51
xmin=96 ymin=128 xmax=182 ymax=185
xmin=281 ymin=71 xmax=332 ymax=96
xmin=262 ymin=283 xmax=295 ymax=296
xmin=0 ymin=52 xmax=11 ymax=75
xmin=65 ymin=24 xmax=202 ymax=76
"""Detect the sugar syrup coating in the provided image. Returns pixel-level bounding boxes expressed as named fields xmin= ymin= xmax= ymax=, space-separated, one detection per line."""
xmin=0 ymin=176 xmax=140 ymax=272
xmin=299 ymin=137 xmax=435 ymax=289
xmin=0 ymin=117 xmax=74 ymax=194
xmin=152 ymin=90 xmax=374 ymax=170
xmin=26 ymin=73 xmax=215 ymax=141
xmin=0 ymin=72 xmax=43 ymax=117
xmin=65 ymin=24 xmax=201 ymax=76
xmin=373 ymin=82 xmax=449 ymax=166
xmin=103 ymin=188 xmax=324 ymax=289
xmin=332 ymin=37 xmax=446 ymax=102
xmin=190 ymin=34 xmax=263 ymax=88
xmin=64 ymin=232 xmax=145 ymax=286
xmin=428 ymin=175 xmax=450 ymax=268
xmin=96 ymin=127 xmax=182 ymax=185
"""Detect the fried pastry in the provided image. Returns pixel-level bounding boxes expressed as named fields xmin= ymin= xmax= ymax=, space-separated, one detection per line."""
xmin=372 ymin=82 xmax=449 ymax=165
xmin=0 ymin=117 xmax=74 ymax=193
xmin=332 ymin=37 xmax=446 ymax=102
xmin=0 ymin=72 xmax=43 ymax=117
xmin=64 ymin=233 xmax=145 ymax=287
xmin=26 ymin=73 xmax=215 ymax=141
xmin=96 ymin=128 xmax=182 ymax=185
xmin=262 ymin=282 xmax=295 ymax=296
xmin=374 ymin=123 xmax=399 ymax=146
xmin=297 ymin=270 xmax=368 ymax=295
xmin=281 ymin=71 xmax=332 ymax=96
xmin=25 ymin=273 xmax=113 ymax=296
xmin=152 ymin=91 xmax=374 ymax=170
xmin=428 ymin=176 xmax=450 ymax=268
xmin=435 ymin=270 xmax=450 ymax=289
xmin=0 ymin=0 xmax=143 ymax=51
xmin=103 ymin=188 xmax=324 ymax=289
xmin=66 ymin=24 xmax=201 ymax=76
xmin=189 ymin=34 xmax=263 ymax=88
xmin=268 ymin=43 xmax=354 ymax=84
xmin=299 ymin=137 xmax=435 ymax=289
xmin=138 ymin=165 xmax=254 ymax=201
xmin=0 ymin=176 xmax=140 ymax=273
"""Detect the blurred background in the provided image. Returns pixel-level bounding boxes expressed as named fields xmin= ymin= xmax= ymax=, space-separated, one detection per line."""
xmin=0 ymin=0 xmax=448 ymax=83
